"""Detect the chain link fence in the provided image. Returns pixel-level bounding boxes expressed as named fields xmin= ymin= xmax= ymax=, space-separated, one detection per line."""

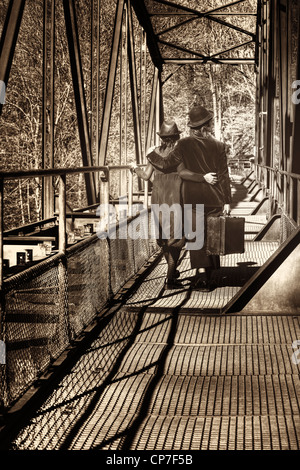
xmin=0 ymin=211 xmax=158 ymax=409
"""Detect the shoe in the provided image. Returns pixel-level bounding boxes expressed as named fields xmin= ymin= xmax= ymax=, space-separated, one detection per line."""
xmin=164 ymin=278 xmax=183 ymax=290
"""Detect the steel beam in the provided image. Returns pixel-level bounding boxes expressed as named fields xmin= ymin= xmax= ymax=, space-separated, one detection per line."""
xmin=162 ymin=58 xmax=255 ymax=65
xmin=151 ymin=0 xmax=256 ymax=39
xmin=146 ymin=67 xmax=159 ymax=151
xmin=42 ymin=0 xmax=55 ymax=219
xmin=63 ymin=0 xmax=96 ymax=205
xmin=291 ymin=2 xmax=300 ymax=224
xmin=0 ymin=179 xmax=3 ymax=290
xmin=98 ymin=0 xmax=124 ymax=166
xmin=0 ymin=0 xmax=26 ymax=116
xmin=130 ymin=0 xmax=163 ymax=70
xmin=127 ymin=2 xmax=142 ymax=166
xmin=155 ymin=0 xmax=256 ymax=37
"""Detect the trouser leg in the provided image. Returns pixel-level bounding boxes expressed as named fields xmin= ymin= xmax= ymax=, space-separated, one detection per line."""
xmin=167 ymin=246 xmax=181 ymax=280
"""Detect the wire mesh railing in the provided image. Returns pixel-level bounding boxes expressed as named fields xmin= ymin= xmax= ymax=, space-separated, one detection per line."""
xmin=0 ymin=166 xmax=157 ymax=410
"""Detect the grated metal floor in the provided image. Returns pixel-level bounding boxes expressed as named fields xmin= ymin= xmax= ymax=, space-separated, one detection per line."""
xmin=8 ymin=183 xmax=300 ymax=451
xmin=11 ymin=270 xmax=300 ymax=450
xmin=125 ymin=241 xmax=279 ymax=311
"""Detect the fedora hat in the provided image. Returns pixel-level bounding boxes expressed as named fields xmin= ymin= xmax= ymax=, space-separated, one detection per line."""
xmin=157 ymin=120 xmax=182 ymax=137
xmin=187 ymin=105 xmax=213 ymax=128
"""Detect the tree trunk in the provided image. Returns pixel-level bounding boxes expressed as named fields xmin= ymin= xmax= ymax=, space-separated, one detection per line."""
xmin=208 ymin=65 xmax=221 ymax=140
xmin=18 ymin=180 xmax=25 ymax=226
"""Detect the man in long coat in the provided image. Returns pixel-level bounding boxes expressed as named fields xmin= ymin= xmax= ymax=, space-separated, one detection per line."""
xmin=147 ymin=105 xmax=232 ymax=291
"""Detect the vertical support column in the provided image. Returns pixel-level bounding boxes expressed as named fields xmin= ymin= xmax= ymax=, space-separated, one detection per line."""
xmin=254 ymin=0 xmax=261 ymax=170
xmin=155 ymin=72 xmax=163 ymax=147
xmin=63 ymin=0 xmax=96 ymax=205
xmin=264 ymin=0 xmax=275 ymax=193
xmin=0 ymin=179 xmax=3 ymax=291
xmin=278 ymin=0 xmax=289 ymax=214
xmin=99 ymin=169 xmax=110 ymax=230
xmin=0 ymin=0 xmax=25 ymax=116
xmin=146 ymin=67 xmax=159 ymax=151
xmin=127 ymin=0 xmax=142 ymax=167
xmin=140 ymin=29 xmax=147 ymax=160
xmin=57 ymin=173 xmax=69 ymax=341
xmin=291 ymin=2 xmax=300 ymax=223
xmin=121 ymin=3 xmax=128 ymax=197
xmin=297 ymin=178 xmax=300 ymax=225
xmin=128 ymin=170 xmax=133 ymax=216
xmin=95 ymin=0 xmax=100 ymax=171
xmin=99 ymin=170 xmax=110 ymax=207
xmin=58 ymin=174 xmax=66 ymax=254
xmin=0 ymin=177 xmax=5 ymax=410
xmin=42 ymin=0 xmax=55 ymax=219
xmin=119 ymin=4 xmax=127 ymax=198
xmin=143 ymin=180 xmax=149 ymax=209
xmin=98 ymin=0 xmax=125 ymax=165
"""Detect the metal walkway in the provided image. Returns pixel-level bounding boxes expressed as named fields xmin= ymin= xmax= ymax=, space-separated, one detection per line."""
xmin=6 ymin=178 xmax=300 ymax=451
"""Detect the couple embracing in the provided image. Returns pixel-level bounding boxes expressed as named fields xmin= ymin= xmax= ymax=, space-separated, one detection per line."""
xmin=131 ymin=105 xmax=232 ymax=292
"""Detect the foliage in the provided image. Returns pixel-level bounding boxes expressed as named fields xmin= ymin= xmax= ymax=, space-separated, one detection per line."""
xmin=0 ymin=0 xmax=257 ymax=230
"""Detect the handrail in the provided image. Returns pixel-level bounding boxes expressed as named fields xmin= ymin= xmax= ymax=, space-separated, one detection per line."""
xmin=0 ymin=164 xmax=147 ymax=180
xmin=254 ymin=162 xmax=300 ymax=226
xmin=256 ymin=163 xmax=300 ymax=180
xmin=0 ymin=164 xmax=149 ymax=288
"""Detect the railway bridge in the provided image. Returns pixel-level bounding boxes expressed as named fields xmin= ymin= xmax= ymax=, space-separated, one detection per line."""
xmin=0 ymin=0 xmax=299 ymax=451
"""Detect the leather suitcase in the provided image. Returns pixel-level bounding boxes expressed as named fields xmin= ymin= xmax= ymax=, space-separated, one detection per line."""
xmin=206 ymin=216 xmax=245 ymax=255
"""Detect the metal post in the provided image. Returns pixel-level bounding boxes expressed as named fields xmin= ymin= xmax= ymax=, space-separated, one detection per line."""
xmin=146 ymin=67 xmax=159 ymax=151
xmin=95 ymin=0 xmax=100 ymax=168
xmin=128 ymin=169 xmax=133 ymax=216
xmin=63 ymin=0 xmax=96 ymax=205
xmin=99 ymin=169 xmax=110 ymax=230
xmin=127 ymin=0 xmax=143 ymax=167
xmin=0 ymin=179 xmax=3 ymax=291
xmin=0 ymin=0 xmax=25 ymax=116
xmin=297 ymin=179 xmax=300 ymax=225
xmin=90 ymin=0 xmax=94 ymax=155
xmin=155 ymin=73 xmax=163 ymax=146
xmin=98 ymin=0 xmax=125 ymax=165
xmin=58 ymin=175 xmax=66 ymax=254
xmin=57 ymin=174 xmax=68 ymax=341
xmin=99 ymin=171 xmax=110 ymax=205
xmin=42 ymin=0 xmax=55 ymax=219
xmin=143 ymin=180 xmax=149 ymax=209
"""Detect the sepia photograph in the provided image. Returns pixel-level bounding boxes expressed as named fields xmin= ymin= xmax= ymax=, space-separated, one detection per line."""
xmin=0 ymin=0 xmax=299 ymax=461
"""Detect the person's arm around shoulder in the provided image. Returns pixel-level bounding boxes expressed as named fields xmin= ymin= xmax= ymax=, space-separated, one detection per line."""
xmin=177 ymin=162 xmax=218 ymax=185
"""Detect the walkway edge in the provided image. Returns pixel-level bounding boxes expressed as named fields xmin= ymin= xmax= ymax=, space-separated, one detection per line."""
xmin=222 ymin=227 xmax=300 ymax=314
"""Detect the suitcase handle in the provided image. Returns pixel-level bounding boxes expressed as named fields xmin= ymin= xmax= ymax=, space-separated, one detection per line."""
xmin=222 ymin=210 xmax=231 ymax=217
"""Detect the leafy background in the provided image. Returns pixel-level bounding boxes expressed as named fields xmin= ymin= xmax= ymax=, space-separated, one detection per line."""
xmin=0 ymin=0 xmax=257 ymax=230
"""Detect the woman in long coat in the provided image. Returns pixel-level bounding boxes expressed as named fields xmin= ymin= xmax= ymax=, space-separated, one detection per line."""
xmin=147 ymin=106 xmax=232 ymax=292
xmin=131 ymin=121 xmax=185 ymax=290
